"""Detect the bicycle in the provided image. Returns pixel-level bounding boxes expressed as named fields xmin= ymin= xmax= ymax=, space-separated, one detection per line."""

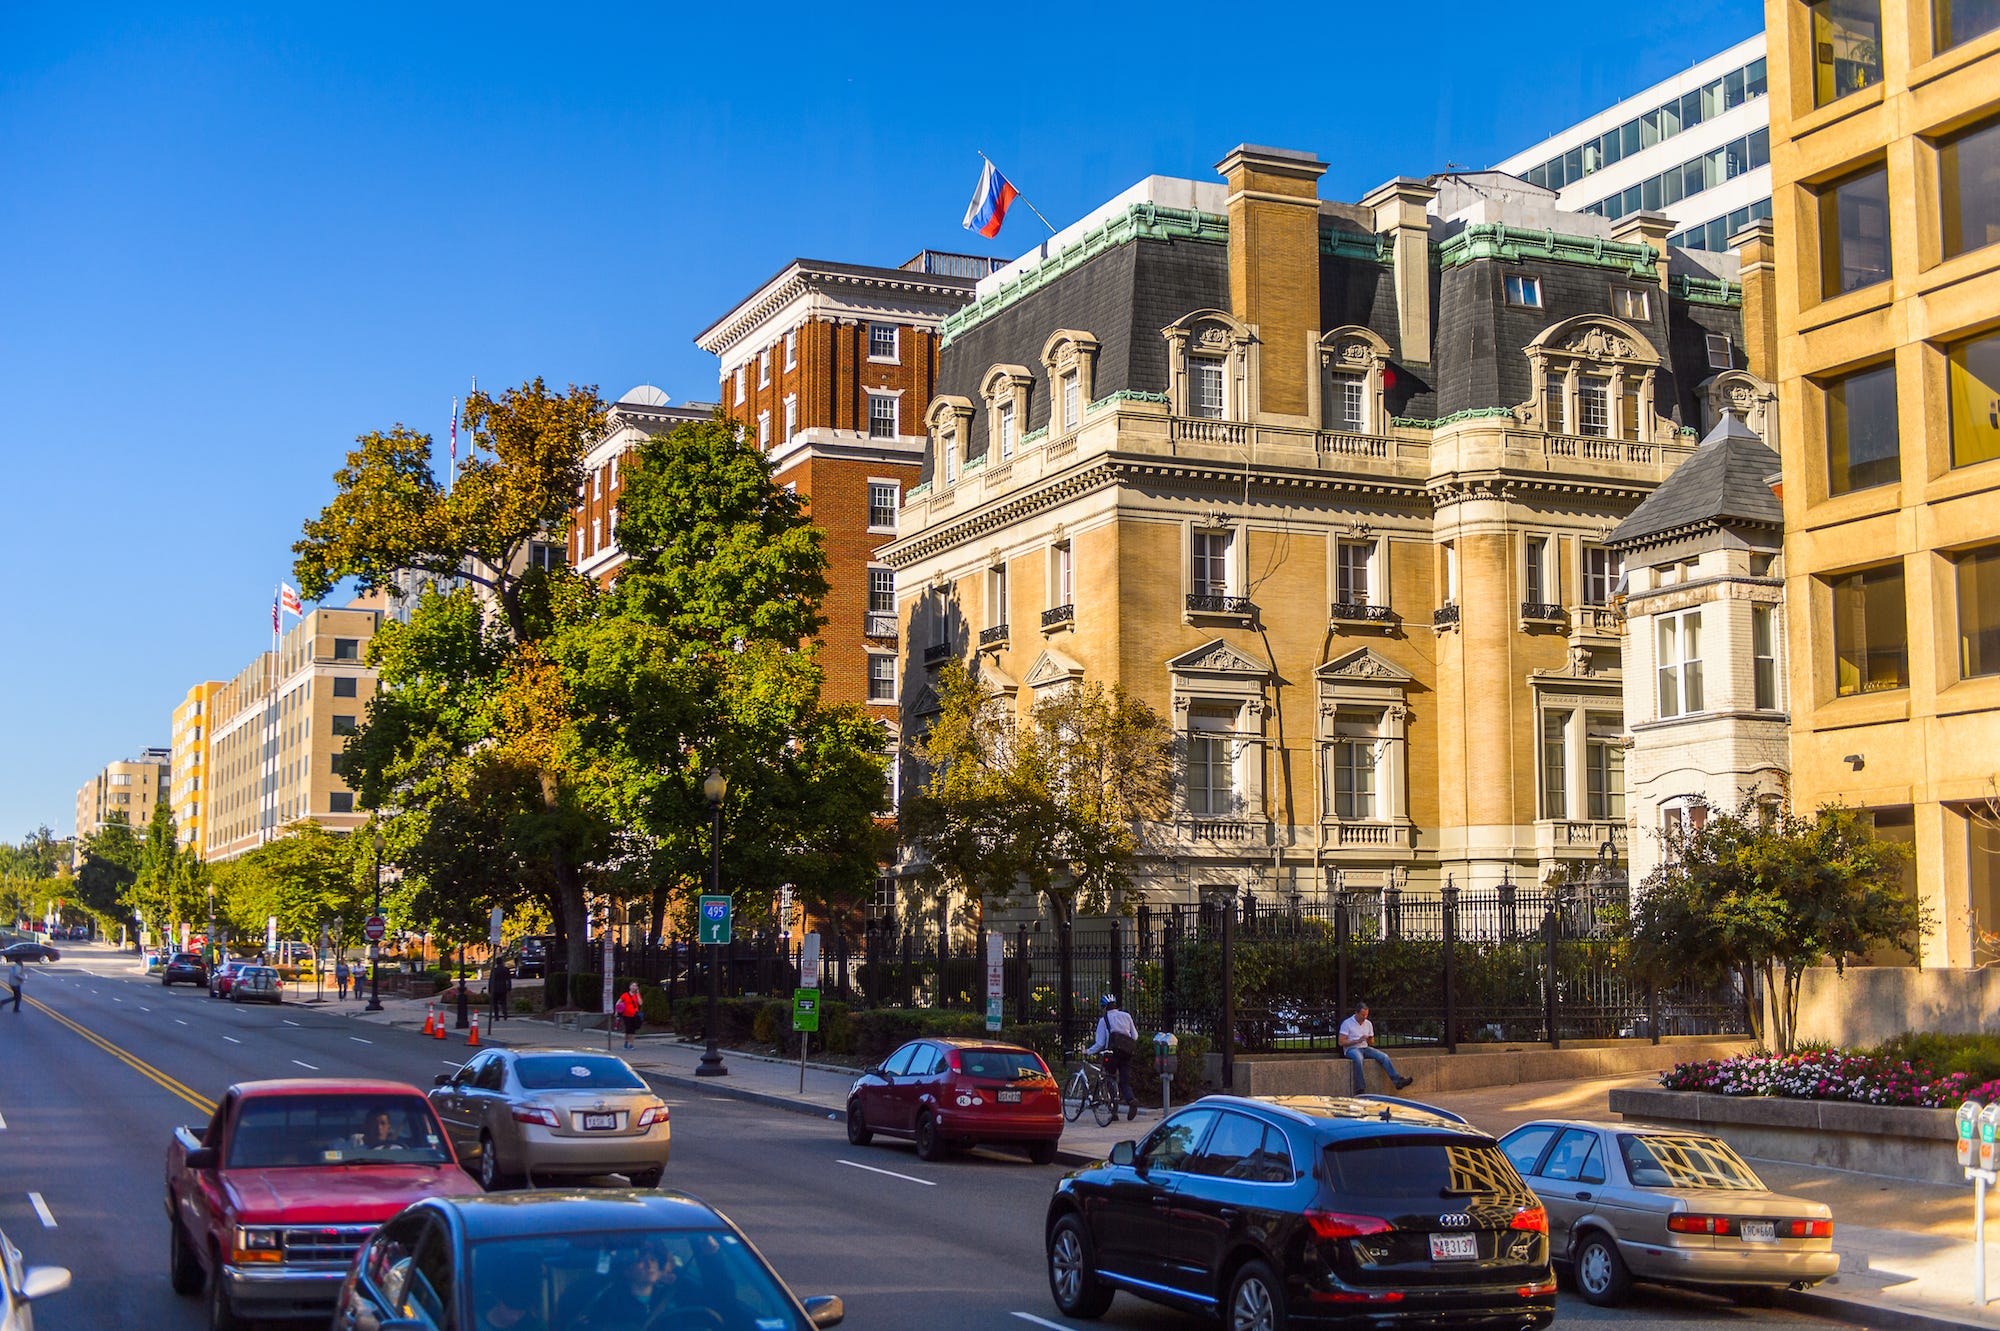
xmin=1063 ymin=1055 xmax=1119 ymax=1127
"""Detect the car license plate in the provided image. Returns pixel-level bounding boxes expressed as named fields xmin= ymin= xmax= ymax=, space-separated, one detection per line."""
xmin=997 ymin=1089 xmax=1022 ymax=1103
xmin=1740 ymin=1220 xmax=1776 ymax=1243
xmin=1429 ymin=1233 xmax=1478 ymax=1261
xmin=580 ymin=1113 xmax=618 ymax=1131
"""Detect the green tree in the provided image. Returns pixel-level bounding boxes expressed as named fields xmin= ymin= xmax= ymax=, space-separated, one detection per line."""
xmin=1630 ymin=801 xmax=1924 ymax=1052
xmin=75 ymin=815 xmax=143 ymax=940
xmin=210 ymin=822 xmax=368 ymax=947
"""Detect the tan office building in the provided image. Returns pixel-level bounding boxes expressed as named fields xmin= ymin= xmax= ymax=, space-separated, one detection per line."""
xmin=75 ymin=747 xmax=172 ymax=845
xmin=170 ymin=680 xmax=224 ymax=855
xmin=1765 ymin=0 xmax=2000 ymax=965
xmin=205 ymin=604 xmax=381 ymax=860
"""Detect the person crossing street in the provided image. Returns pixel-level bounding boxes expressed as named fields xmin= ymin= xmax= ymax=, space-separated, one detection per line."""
xmin=5 ymin=956 xmax=23 ymax=1012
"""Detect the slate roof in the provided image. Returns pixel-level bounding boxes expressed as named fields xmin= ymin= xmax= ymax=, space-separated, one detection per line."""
xmin=1607 ymin=412 xmax=1781 ymax=549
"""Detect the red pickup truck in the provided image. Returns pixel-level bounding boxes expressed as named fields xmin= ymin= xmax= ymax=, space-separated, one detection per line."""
xmin=164 ymin=1078 xmax=482 ymax=1328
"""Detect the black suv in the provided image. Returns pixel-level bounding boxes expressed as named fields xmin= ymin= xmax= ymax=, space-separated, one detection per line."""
xmin=161 ymin=952 xmax=208 ymax=986
xmin=1046 ymin=1095 xmax=1555 ymax=1331
xmin=514 ymin=935 xmax=553 ymax=979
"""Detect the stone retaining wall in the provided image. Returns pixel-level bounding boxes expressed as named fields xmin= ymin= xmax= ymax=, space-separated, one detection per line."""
xmin=1791 ymin=966 xmax=2000 ymax=1047
xmin=1227 ymin=1036 xmax=1753 ymax=1097
xmin=1608 ymin=1086 xmax=1959 ymax=1184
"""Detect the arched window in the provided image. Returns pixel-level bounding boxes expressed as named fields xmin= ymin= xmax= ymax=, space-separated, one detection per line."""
xmin=980 ymin=365 xmax=1033 ymax=462
xmin=1315 ymin=326 xmax=1393 ymax=435
xmin=1040 ymin=330 xmax=1101 ymax=439
xmin=1521 ymin=316 xmax=1666 ymax=442
xmin=1163 ymin=310 xmax=1258 ymax=422
xmin=926 ymin=396 xmax=974 ymax=489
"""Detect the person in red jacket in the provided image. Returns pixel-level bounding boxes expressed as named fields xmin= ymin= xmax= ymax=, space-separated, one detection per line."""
xmin=615 ymin=982 xmax=644 ymax=1050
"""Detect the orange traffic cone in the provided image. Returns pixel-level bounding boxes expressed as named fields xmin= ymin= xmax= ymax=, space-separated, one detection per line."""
xmin=435 ymin=1009 xmax=446 ymax=1039
xmin=422 ymin=1004 xmax=436 ymax=1036
xmin=467 ymin=1011 xmax=481 ymax=1047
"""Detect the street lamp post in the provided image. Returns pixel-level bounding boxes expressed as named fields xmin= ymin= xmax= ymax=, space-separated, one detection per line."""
xmin=205 ymin=885 xmax=216 ymax=967
xmin=365 ymin=830 xmax=385 ymax=1013
xmin=697 ymin=766 xmax=729 ymax=1078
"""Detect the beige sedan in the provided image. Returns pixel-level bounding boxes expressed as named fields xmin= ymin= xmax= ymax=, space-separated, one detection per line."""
xmin=429 ymin=1048 xmax=671 ymax=1191
xmin=1499 ymin=1118 xmax=1838 ymax=1306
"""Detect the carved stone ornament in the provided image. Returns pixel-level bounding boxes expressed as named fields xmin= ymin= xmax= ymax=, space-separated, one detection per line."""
xmin=1385 ymin=702 xmax=1411 ymax=722
xmin=1338 ymin=340 xmax=1372 ymax=365
xmin=1197 ymin=326 xmax=1231 ymax=350
xmin=1173 ymin=695 xmax=1191 ymax=714
xmin=1172 ymin=640 xmax=1268 ymax=674
xmin=1727 ymin=383 xmax=1757 ymax=410
xmin=1562 ymin=327 xmax=1637 ymax=362
xmin=1245 ymin=698 xmax=1266 ymax=718
xmin=1571 ymin=642 xmax=1593 ymax=675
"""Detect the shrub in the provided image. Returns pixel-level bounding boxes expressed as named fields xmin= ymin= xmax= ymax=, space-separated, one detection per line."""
xmin=1872 ymin=1032 xmax=2000 ymax=1086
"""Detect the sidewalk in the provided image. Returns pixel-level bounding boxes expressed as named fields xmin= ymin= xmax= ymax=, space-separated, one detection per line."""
xmin=339 ymin=993 xmax=2000 ymax=1331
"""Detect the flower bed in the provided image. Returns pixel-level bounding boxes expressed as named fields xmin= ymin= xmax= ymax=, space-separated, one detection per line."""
xmin=1660 ymin=1048 xmax=2000 ymax=1108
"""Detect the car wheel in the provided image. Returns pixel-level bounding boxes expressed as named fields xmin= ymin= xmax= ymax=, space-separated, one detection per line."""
xmin=1047 ymin=1215 xmax=1114 ymax=1319
xmin=1027 ymin=1139 xmax=1059 ymax=1166
xmin=1227 ymin=1260 xmax=1287 ymax=1331
xmin=1572 ymin=1232 xmax=1631 ymax=1307
xmin=478 ymin=1132 xmax=518 ymax=1191
xmin=846 ymin=1099 xmax=873 ymax=1146
xmin=169 ymin=1218 xmax=203 ymax=1296
xmin=627 ymin=1167 xmax=664 ymax=1188
xmin=230 ymin=990 xmax=241 ymax=1003
xmin=207 ymin=1250 xmax=240 ymax=1331
xmin=914 ymin=1110 xmax=948 ymax=1162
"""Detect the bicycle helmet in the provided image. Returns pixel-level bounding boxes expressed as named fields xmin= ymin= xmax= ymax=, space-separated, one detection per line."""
xmin=1100 ymin=993 xmax=1119 ymax=1007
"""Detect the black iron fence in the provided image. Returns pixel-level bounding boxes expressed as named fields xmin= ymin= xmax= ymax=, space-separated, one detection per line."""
xmin=581 ymin=881 xmax=1750 ymax=1075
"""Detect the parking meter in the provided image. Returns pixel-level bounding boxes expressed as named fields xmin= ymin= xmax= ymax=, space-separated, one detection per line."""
xmin=1154 ymin=1033 xmax=1180 ymax=1113
xmin=1962 ymin=1102 xmax=1983 ymax=1170
xmin=1981 ymin=1103 xmax=2000 ymax=1173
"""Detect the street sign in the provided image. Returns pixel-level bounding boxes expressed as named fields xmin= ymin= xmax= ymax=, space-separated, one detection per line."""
xmin=793 ymin=987 xmax=820 ymax=1033
xmin=800 ymin=932 xmax=822 ymax=990
xmin=698 ymin=895 xmax=732 ymax=945
xmin=489 ymin=906 xmax=504 ymax=948
xmin=267 ymin=915 xmax=278 ymax=952
xmin=985 ymin=930 xmax=1004 ymax=1032
xmin=364 ymin=915 xmax=387 ymax=943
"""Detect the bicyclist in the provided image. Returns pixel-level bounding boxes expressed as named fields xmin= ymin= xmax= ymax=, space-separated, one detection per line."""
xmin=1086 ymin=993 xmax=1141 ymax=1121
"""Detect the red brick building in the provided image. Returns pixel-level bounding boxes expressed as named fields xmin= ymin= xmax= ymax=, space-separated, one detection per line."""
xmin=692 ymin=252 xmax=998 ymax=729
xmin=570 ymin=388 xmax=717 ymax=582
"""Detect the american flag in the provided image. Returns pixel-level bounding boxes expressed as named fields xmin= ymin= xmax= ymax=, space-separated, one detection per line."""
xmin=450 ymin=396 xmax=458 ymax=464
xmin=271 ymin=589 xmax=280 ymax=634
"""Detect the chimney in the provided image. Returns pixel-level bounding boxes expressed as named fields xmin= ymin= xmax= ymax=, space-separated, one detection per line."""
xmin=1358 ymin=177 xmax=1439 ymax=365
xmin=1216 ymin=145 xmax=1328 ymax=420
xmin=1730 ymin=219 xmax=1777 ymax=383
xmin=1610 ymin=210 xmax=1675 ymax=291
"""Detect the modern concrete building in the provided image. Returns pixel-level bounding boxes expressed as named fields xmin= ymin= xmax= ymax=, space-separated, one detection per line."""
xmin=74 ymin=747 xmax=172 ymax=846
xmin=570 ymin=387 xmax=716 ymax=585
xmin=170 ymin=680 xmax=224 ymax=855
xmin=884 ymin=148 xmax=1750 ymax=907
xmin=1497 ymin=34 xmax=1773 ymax=253
xmin=1765 ymin=0 xmax=2000 ymax=966
xmin=204 ymin=603 xmax=381 ymax=860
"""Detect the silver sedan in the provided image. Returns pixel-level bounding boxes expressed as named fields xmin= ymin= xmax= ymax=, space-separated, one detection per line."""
xmin=1498 ymin=1118 xmax=1838 ymax=1306
xmin=429 ymin=1048 xmax=671 ymax=1191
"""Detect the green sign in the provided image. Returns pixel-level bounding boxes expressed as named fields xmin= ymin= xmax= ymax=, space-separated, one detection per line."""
xmin=793 ymin=988 xmax=820 ymax=1033
xmin=698 ymin=895 xmax=733 ymax=945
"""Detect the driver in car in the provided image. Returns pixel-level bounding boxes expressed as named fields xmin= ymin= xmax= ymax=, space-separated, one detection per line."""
xmin=353 ymin=1104 xmax=407 ymax=1150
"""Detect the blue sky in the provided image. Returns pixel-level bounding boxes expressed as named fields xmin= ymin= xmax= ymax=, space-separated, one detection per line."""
xmin=0 ymin=1 xmax=1762 ymax=840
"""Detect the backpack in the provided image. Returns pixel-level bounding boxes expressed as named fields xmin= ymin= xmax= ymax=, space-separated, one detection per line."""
xmin=1107 ymin=1010 xmax=1139 ymax=1056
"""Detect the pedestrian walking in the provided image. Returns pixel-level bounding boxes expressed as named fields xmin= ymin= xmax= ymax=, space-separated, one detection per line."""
xmin=1339 ymin=1000 xmax=1414 ymax=1094
xmin=1086 ymin=993 xmax=1141 ymax=1120
xmin=335 ymin=958 xmax=350 ymax=1001
xmin=615 ymin=982 xmax=644 ymax=1050
xmin=490 ymin=957 xmax=512 ymax=1023
xmin=6 ymin=958 xmax=24 ymax=1012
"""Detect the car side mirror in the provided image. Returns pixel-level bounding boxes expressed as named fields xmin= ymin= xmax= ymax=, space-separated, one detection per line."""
xmin=185 ymin=1147 xmax=217 ymax=1171
xmin=1109 ymin=1141 xmax=1137 ymax=1167
xmin=803 ymin=1295 xmax=844 ymax=1328
xmin=872 ymin=1067 xmax=891 ymax=1080
xmin=433 ymin=1074 xmax=451 ymax=1086
xmin=20 ymin=1266 xmax=70 ymax=1302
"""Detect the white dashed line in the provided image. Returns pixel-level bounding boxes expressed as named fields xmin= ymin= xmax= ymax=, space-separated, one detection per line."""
xmin=350 ymin=1037 xmax=373 ymax=1044
xmin=223 ymin=1036 xmax=241 ymax=1044
xmin=0 ymin=1111 xmax=7 ymax=1129
xmin=836 ymin=1159 xmax=935 ymax=1186
xmin=139 ymin=1005 xmax=151 ymax=1011
xmin=28 ymin=1193 xmax=56 ymax=1228
xmin=292 ymin=1060 xmax=319 ymax=1071
xmin=1011 ymin=1315 xmax=1070 ymax=1331
xmin=442 ymin=1060 xmax=462 ymax=1068
xmin=283 ymin=1019 xmax=300 ymax=1026
xmin=175 ymin=1019 xmax=188 ymax=1026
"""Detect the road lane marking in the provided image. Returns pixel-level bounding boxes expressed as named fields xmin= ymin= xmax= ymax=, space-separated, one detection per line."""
xmin=835 ymin=1159 xmax=935 ymax=1187
xmin=283 ymin=1019 xmax=300 ymax=1026
xmin=351 ymin=1037 xmax=372 ymax=1044
xmin=443 ymin=1060 xmax=461 ymax=1067
xmin=1011 ymin=1315 xmax=1070 ymax=1331
xmin=176 ymin=1019 xmax=188 ymax=1025
xmin=0 ymin=1111 xmax=7 ymax=1129
xmin=27 ymin=1194 xmax=56 ymax=1228
xmin=292 ymin=1060 xmax=319 ymax=1070
xmin=138 ymin=1004 xmax=151 ymax=1011
xmin=24 ymin=997 xmax=215 ymax=1114
xmin=223 ymin=1036 xmax=241 ymax=1044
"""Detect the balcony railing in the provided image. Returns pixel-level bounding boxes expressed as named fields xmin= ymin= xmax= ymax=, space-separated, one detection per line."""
xmin=922 ymin=642 xmax=952 ymax=667
xmin=1520 ymin=601 xmax=1566 ymax=623
xmin=1171 ymin=417 xmax=1251 ymax=448
xmin=1330 ymin=601 xmax=1396 ymax=625
xmin=864 ymin=612 xmax=898 ymax=639
xmin=1570 ymin=604 xmax=1624 ymax=637
xmin=1433 ymin=604 xmax=1461 ymax=629
xmin=1041 ymin=604 xmax=1075 ymax=630
xmin=979 ymin=624 xmax=1009 ymax=647
xmin=1187 ymin=592 xmax=1255 ymax=617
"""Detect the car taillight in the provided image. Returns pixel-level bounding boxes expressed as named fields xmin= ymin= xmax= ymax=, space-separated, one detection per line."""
xmin=637 ymin=1104 xmax=670 ymax=1128
xmin=1305 ymin=1210 xmax=1393 ymax=1239
xmin=1788 ymin=1219 xmax=1833 ymax=1238
xmin=1510 ymin=1206 xmax=1548 ymax=1234
xmin=1667 ymin=1214 xmax=1738 ymax=1235
xmin=1517 ymin=1277 xmax=1559 ymax=1297
xmin=947 ymin=1050 xmax=963 ymax=1073
xmin=1310 ymin=1289 xmax=1405 ymax=1303
xmin=511 ymin=1106 xmax=560 ymax=1127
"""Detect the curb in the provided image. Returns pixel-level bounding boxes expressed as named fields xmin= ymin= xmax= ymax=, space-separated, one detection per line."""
xmin=1777 ymin=1289 xmax=1997 ymax=1331
xmin=637 ymin=1067 xmax=846 ymax=1123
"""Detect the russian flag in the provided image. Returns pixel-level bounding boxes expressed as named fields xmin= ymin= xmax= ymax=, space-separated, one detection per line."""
xmin=962 ymin=160 xmax=1019 ymax=239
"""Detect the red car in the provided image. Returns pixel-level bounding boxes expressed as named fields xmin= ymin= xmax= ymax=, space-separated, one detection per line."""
xmin=208 ymin=960 xmax=248 ymax=999
xmin=846 ymin=1037 xmax=1062 ymax=1164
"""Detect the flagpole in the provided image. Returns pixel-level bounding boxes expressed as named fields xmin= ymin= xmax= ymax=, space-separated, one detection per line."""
xmin=977 ymin=151 xmax=1059 ymax=236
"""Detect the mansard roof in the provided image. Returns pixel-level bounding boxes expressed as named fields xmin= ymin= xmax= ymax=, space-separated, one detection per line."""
xmin=1606 ymin=411 xmax=1781 ymax=550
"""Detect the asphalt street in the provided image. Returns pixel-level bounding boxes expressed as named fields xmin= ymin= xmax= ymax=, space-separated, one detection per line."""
xmin=1 ymin=944 xmax=1869 ymax=1331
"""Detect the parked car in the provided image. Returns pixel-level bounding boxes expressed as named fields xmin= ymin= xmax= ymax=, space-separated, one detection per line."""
xmin=1 ymin=1227 xmax=69 ymax=1331
xmin=0 ymin=943 xmax=57 ymax=965
xmin=160 ymin=952 xmax=208 ymax=987
xmin=846 ymin=1037 xmax=1063 ymax=1164
xmin=165 ymin=1078 xmax=481 ymax=1327
xmin=1046 ymin=1094 xmax=1555 ymax=1328
xmin=514 ymin=934 xmax=554 ymax=979
xmin=208 ymin=960 xmax=248 ymax=998
xmin=232 ymin=965 xmax=284 ymax=1004
xmin=1497 ymin=1119 xmax=1837 ymax=1306
xmin=430 ymin=1048 xmax=672 ymax=1190
xmin=334 ymin=1190 xmax=843 ymax=1331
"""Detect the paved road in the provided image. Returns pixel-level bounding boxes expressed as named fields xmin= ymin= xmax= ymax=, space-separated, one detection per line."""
xmin=2 ymin=945 xmax=1868 ymax=1331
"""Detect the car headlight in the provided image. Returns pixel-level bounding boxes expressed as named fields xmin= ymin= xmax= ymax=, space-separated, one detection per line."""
xmin=231 ymin=1227 xmax=283 ymax=1263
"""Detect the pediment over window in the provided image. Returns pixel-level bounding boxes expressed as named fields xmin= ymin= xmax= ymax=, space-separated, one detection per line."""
xmin=980 ymin=364 xmax=1034 ymax=401
xmin=1040 ymin=329 xmax=1101 ymax=373
xmin=1025 ymin=646 xmax=1085 ymax=691
xmin=907 ymin=682 xmax=941 ymax=718
xmin=1163 ymin=308 xmax=1256 ymax=350
xmin=927 ymin=395 xmax=975 ymax=432
xmin=1316 ymin=647 xmax=1414 ymax=684
xmin=1699 ymin=370 xmax=1776 ymax=440
xmin=1527 ymin=315 xmax=1661 ymax=367
xmin=1319 ymin=325 xmax=1392 ymax=366
xmin=971 ymin=655 xmax=1018 ymax=697
xmin=1168 ymin=639 xmax=1271 ymax=678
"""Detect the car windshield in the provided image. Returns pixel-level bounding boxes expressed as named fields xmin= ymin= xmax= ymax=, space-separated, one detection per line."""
xmin=956 ymin=1049 xmax=1051 ymax=1081
xmin=227 ymin=1095 xmax=451 ymax=1168
xmin=470 ymin=1227 xmax=810 ymax=1331
xmin=1619 ymin=1134 xmax=1765 ymax=1190
xmin=515 ymin=1055 xmax=648 ymax=1091
xmin=1323 ymin=1136 xmax=1520 ymax=1199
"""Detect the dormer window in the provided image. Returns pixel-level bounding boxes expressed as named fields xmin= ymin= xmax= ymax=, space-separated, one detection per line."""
xmin=1164 ymin=311 xmax=1257 ymax=423
xmin=1191 ymin=359 xmax=1226 ymax=418
xmin=1040 ymin=330 xmax=1101 ymax=439
xmin=1523 ymin=315 xmax=1666 ymax=443
xmin=998 ymin=400 xmax=1016 ymax=459
xmin=926 ymin=396 xmax=976 ymax=492
xmin=1316 ymin=327 xmax=1392 ymax=436
xmin=980 ymin=366 xmax=1033 ymax=462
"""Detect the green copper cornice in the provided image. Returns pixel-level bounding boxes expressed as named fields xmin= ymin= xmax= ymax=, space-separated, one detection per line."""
xmin=1321 ymin=229 xmax=1391 ymax=263
xmin=1436 ymin=224 xmax=1658 ymax=277
xmin=939 ymin=204 xmax=1229 ymax=345
xmin=1669 ymin=272 xmax=1742 ymax=307
xmin=1088 ymin=389 xmax=1169 ymax=414
xmin=1390 ymin=407 xmax=1519 ymax=429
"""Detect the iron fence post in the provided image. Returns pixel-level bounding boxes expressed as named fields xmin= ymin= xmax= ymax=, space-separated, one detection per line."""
xmin=1442 ymin=877 xmax=1459 ymax=1054
xmin=1163 ymin=906 xmax=1180 ymax=1033
xmin=1543 ymin=904 xmax=1561 ymax=1050
xmin=1335 ymin=894 xmax=1350 ymax=1021
xmin=1648 ymin=979 xmax=1661 ymax=1045
xmin=1059 ymin=918 xmax=1075 ymax=1056
xmin=900 ymin=920 xmax=913 ymax=1008
xmin=1110 ymin=919 xmax=1125 ymax=1009
xmin=1015 ymin=924 xmax=1030 ymax=1025
xmin=1220 ymin=899 xmax=1236 ymax=1091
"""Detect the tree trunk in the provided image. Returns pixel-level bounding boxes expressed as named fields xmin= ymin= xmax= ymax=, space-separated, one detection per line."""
xmin=645 ymin=887 xmax=667 ymax=948
xmin=540 ymin=768 xmax=591 ymax=976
